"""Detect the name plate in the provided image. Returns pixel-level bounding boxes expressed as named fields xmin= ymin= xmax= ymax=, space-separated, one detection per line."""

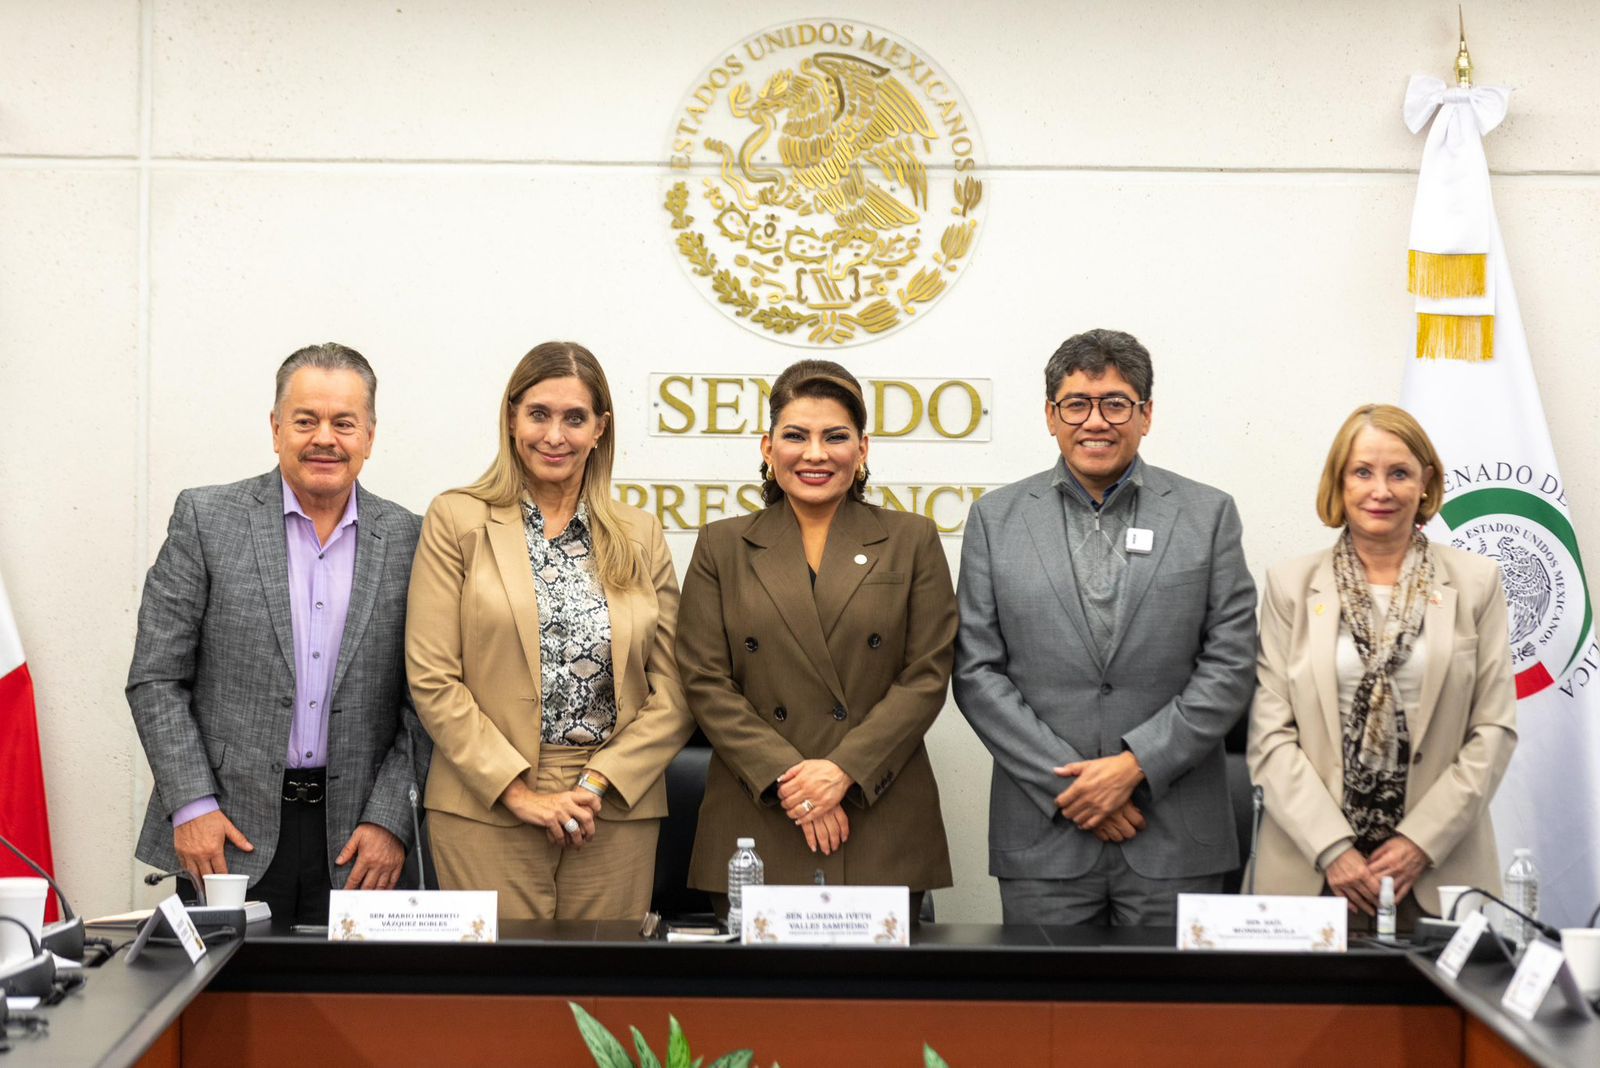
xmin=1436 ymin=911 xmax=1491 ymax=979
xmin=740 ymin=885 xmax=910 ymax=945
xmin=1177 ymin=894 xmax=1347 ymax=952
xmin=126 ymin=894 xmax=207 ymax=964
xmin=1502 ymin=937 xmax=1597 ymax=1021
xmin=327 ymin=890 xmax=497 ymax=943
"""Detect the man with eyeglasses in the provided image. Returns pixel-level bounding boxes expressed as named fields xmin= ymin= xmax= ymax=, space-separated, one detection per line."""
xmin=954 ymin=328 xmax=1256 ymax=926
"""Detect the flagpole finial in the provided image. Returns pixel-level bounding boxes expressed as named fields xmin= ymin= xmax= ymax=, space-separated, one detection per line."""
xmin=1455 ymin=6 xmax=1474 ymax=88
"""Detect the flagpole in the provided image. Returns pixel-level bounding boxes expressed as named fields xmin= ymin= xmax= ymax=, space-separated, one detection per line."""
xmin=1399 ymin=20 xmax=1600 ymax=928
xmin=1454 ymin=8 xmax=1472 ymax=89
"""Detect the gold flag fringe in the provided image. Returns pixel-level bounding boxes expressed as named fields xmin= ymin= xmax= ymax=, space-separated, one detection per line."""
xmin=1416 ymin=313 xmax=1494 ymax=362
xmin=1408 ymin=250 xmax=1487 ymax=299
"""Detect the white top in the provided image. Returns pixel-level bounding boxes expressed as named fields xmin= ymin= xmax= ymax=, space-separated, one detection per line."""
xmin=1317 ymin=586 xmax=1435 ymax=872
xmin=1335 ymin=585 xmax=1430 ymax=720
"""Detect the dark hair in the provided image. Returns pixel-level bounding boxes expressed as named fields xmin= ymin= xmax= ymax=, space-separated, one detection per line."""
xmin=275 ymin=342 xmax=377 ymax=420
xmin=761 ymin=359 xmax=869 ymax=506
xmin=1044 ymin=329 xmax=1153 ymax=402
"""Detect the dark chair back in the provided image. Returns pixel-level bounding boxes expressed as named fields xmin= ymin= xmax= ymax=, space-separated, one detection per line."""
xmin=652 ymin=743 xmax=715 ymax=917
xmin=1221 ymin=712 xmax=1255 ymax=894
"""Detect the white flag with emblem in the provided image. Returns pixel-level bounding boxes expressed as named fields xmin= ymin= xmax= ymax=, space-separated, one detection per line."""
xmin=1399 ymin=74 xmax=1599 ymax=926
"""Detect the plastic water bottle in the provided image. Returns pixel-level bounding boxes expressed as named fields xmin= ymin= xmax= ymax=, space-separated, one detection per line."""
xmin=1503 ymin=848 xmax=1540 ymax=946
xmin=726 ymin=837 xmax=764 ymax=937
xmin=1376 ymin=876 xmax=1397 ymax=942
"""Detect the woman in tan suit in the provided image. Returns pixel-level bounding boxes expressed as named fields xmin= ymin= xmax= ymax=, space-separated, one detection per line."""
xmin=676 ymin=359 xmax=956 ymax=916
xmin=406 ymin=341 xmax=693 ymax=920
xmin=1248 ymin=404 xmax=1517 ymax=927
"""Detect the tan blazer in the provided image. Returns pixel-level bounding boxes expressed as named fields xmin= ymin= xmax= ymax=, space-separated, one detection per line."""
xmin=1246 ymin=543 xmax=1518 ymax=914
xmin=676 ymin=498 xmax=956 ymax=892
xmin=406 ymin=491 xmax=693 ymax=826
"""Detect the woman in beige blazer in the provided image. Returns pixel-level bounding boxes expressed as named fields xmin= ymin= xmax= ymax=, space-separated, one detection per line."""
xmin=1248 ymin=404 xmax=1517 ymax=926
xmin=406 ymin=342 xmax=693 ymax=920
xmin=677 ymin=360 xmax=956 ymax=915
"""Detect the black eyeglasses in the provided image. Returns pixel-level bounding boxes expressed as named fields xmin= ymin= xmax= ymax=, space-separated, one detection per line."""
xmin=1048 ymin=395 xmax=1148 ymax=426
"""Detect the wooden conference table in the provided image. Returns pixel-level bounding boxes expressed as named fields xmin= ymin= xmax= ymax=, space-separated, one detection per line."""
xmin=7 ymin=921 xmax=1597 ymax=1067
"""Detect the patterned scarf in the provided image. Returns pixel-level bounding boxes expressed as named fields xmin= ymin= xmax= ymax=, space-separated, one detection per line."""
xmin=1332 ymin=526 xmax=1433 ymax=853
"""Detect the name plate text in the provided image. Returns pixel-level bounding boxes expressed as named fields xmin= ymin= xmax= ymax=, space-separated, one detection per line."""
xmin=1177 ymin=894 xmax=1347 ymax=952
xmin=740 ymin=885 xmax=910 ymax=945
xmin=327 ymin=890 xmax=498 ymax=943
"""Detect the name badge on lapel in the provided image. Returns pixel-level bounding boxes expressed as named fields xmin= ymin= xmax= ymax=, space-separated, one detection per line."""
xmin=1125 ymin=528 xmax=1154 ymax=555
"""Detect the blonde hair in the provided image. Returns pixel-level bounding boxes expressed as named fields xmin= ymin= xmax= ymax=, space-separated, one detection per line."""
xmin=462 ymin=341 xmax=641 ymax=590
xmin=1315 ymin=404 xmax=1445 ymax=528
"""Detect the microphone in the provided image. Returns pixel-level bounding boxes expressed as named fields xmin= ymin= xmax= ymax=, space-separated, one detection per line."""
xmin=1447 ymin=886 xmax=1562 ymax=943
xmin=407 ymin=782 xmax=427 ymax=892
xmin=398 ymin=725 xmax=425 ymax=895
xmin=143 ymin=869 xmax=193 ymax=887
xmin=1244 ymin=785 xmax=1264 ymax=896
xmin=0 ymin=832 xmax=83 ymax=961
xmin=0 ymin=916 xmax=56 ymax=999
xmin=144 ymin=868 xmax=207 ymax=908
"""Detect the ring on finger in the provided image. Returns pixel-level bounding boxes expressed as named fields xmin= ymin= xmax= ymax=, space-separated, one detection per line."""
xmin=800 ymin=799 xmax=814 ymax=815
xmin=563 ymin=817 xmax=581 ymax=834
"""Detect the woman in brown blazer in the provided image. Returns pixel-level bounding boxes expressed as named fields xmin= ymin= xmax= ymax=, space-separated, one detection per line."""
xmin=676 ymin=359 xmax=957 ymax=914
xmin=406 ymin=342 xmax=693 ymax=920
xmin=1248 ymin=404 xmax=1517 ymax=927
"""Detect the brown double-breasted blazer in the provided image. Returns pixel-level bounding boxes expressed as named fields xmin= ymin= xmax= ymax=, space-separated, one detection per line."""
xmin=677 ymin=497 xmax=957 ymax=892
xmin=406 ymin=491 xmax=693 ymax=827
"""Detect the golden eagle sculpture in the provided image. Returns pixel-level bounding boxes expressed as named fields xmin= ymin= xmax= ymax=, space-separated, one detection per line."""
xmin=731 ymin=52 xmax=937 ymax=233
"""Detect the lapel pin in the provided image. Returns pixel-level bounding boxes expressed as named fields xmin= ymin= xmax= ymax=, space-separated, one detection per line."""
xmin=1429 ymin=590 xmax=1443 ymax=606
xmin=853 ymin=554 xmax=868 ymax=565
xmin=1315 ymin=603 xmax=1326 ymax=616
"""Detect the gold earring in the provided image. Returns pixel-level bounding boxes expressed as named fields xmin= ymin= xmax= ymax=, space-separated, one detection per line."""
xmin=759 ymin=461 xmax=772 ymax=481
xmin=855 ymin=464 xmax=868 ymax=483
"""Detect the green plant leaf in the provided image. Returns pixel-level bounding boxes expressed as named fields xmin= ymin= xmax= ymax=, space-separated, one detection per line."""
xmin=924 ymin=1044 xmax=951 ymax=1068
xmin=666 ymin=1015 xmax=691 ymax=1068
xmin=631 ymin=1027 xmax=663 ymax=1068
xmin=707 ymin=1052 xmax=755 ymax=1068
xmin=567 ymin=1002 xmax=635 ymax=1068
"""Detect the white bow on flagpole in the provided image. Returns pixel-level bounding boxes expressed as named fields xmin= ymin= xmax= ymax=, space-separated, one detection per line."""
xmin=1403 ymin=74 xmax=1510 ymax=136
xmin=1404 ymin=75 xmax=1512 ymax=340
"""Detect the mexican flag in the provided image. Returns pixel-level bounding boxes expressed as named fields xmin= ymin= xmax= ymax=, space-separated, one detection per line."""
xmin=1399 ymin=74 xmax=1600 ymax=926
xmin=0 ymin=566 xmax=58 ymax=920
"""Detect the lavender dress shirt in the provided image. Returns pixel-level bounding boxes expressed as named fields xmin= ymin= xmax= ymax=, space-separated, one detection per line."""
xmin=171 ymin=480 xmax=358 ymax=826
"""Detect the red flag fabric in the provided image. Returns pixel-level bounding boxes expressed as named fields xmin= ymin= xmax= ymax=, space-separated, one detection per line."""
xmin=0 ymin=574 xmax=58 ymax=922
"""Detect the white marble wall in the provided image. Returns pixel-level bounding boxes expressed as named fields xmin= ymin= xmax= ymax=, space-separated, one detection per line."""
xmin=2 ymin=0 xmax=1596 ymax=921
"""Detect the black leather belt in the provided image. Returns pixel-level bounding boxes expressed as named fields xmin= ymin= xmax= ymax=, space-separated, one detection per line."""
xmin=282 ymin=767 xmax=327 ymax=804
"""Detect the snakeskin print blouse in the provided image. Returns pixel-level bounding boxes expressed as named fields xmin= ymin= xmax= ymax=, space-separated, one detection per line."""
xmin=522 ymin=499 xmax=618 ymax=746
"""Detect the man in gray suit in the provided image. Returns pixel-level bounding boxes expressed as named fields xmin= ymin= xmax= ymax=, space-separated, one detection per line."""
xmin=954 ymin=329 xmax=1255 ymax=925
xmin=128 ymin=343 xmax=428 ymax=925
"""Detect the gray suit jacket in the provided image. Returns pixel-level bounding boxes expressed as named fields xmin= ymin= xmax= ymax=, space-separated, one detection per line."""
xmin=128 ymin=470 xmax=429 ymax=886
xmin=953 ymin=462 xmax=1256 ymax=880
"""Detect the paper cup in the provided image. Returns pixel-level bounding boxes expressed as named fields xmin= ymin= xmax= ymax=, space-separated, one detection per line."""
xmin=1561 ymin=928 xmax=1600 ymax=996
xmin=1437 ymin=885 xmax=1480 ymax=921
xmin=0 ymin=876 xmax=49 ymax=966
xmin=203 ymin=873 xmax=249 ymax=909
